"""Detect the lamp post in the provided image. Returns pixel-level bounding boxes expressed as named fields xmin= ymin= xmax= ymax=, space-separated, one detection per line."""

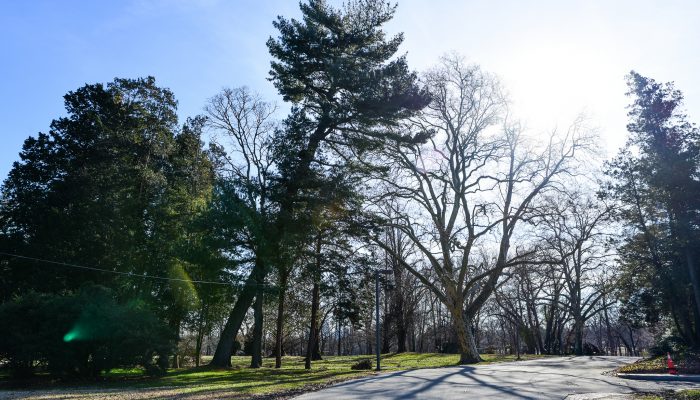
xmin=375 ymin=268 xmax=393 ymax=371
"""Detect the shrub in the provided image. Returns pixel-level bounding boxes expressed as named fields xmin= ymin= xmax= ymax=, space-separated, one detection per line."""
xmin=0 ymin=293 xmax=50 ymax=377
xmin=350 ymin=359 xmax=373 ymax=370
xmin=582 ymin=342 xmax=602 ymax=356
xmin=649 ymin=335 xmax=686 ymax=357
xmin=0 ymin=285 xmax=175 ymax=378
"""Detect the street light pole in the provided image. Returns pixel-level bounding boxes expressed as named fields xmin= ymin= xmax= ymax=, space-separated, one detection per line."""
xmin=375 ymin=269 xmax=381 ymax=371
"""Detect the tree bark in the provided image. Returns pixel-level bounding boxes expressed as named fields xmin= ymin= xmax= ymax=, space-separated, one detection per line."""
xmin=451 ymin=305 xmax=481 ymax=364
xmin=275 ymin=272 xmax=289 ymax=368
xmin=337 ymin=316 xmax=341 ymax=355
xmin=684 ymin=249 xmax=700 ymax=343
xmin=305 ymin=279 xmax=321 ymax=369
xmin=395 ymin=270 xmax=407 ymax=353
xmin=171 ymin=318 xmax=181 ymax=369
xmin=210 ymin=266 xmax=260 ymax=367
xmin=573 ymin=316 xmax=584 ymax=356
xmin=382 ymin=293 xmax=392 ymax=353
xmin=250 ymin=287 xmax=264 ymax=368
xmin=194 ymin=302 xmax=208 ymax=367
xmin=305 ymin=236 xmax=322 ymax=369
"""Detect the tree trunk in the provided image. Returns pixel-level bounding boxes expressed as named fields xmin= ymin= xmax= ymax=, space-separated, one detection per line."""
xmin=451 ymin=306 xmax=481 ymax=364
xmin=515 ymin=324 xmax=521 ymax=360
xmin=381 ymin=283 xmax=392 ymax=353
xmin=210 ymin=265 xmax=261 ymax=367
xmin=304 ymin=238 xmax=321 ymax=369
xmin=628 ymin=326 xmax=637 ymax=356
xmin=574 ymin=316 xmax=584 ymax=356
xmin=337 ymin=316 xmax=341 ymax=355
xmin=684 ymin=249 xmax=700 ymax=344
xmin=171 ymin=318 xmax=181 ymax=369
xmin=395 ymin=283 xmax=407 ymax=353
xmin=602 ymin=296 xmax=615 ymax=356
xmin=194 ymin=302 xmax=208 ymax=367
xmin=275 ymin=272 xmax=289 ymax=368
xmin=250 ymin=287 xmax=264 ymax=368
xmin=209 ymin=132 xmax=319 ymax=368
xmin=195 ymin=334 xmax=202 ymax=367
xmin=305 ymin=276 xmax=321 ymax=368
xmin=312 ymin=329 xmax=322 ymax=360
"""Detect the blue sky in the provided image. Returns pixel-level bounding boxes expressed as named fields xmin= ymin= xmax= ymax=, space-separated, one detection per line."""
xmin=1 ymin=0 xmax=699 ymax=181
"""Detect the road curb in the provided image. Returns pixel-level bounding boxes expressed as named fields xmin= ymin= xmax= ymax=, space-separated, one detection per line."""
xmin=617 ymin=373 xmax=700 ymax=382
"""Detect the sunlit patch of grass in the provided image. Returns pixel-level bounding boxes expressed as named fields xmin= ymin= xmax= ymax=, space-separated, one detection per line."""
xmin=618 ymin=356 xmax=667 ymax=374
xmin=102 ymin=368 xmax=145 ymax=378
xmin=636 ymin=390 xmax=700 ymax=400
xmin=677 ymin=389 xmax=700 ymax=400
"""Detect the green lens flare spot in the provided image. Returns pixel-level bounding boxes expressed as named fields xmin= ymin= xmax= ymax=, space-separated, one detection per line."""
xmin=63 ymin=327 xmax=82 ymax=342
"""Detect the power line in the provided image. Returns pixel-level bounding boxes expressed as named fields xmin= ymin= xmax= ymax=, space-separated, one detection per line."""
xmin=0 ymin=251 xmax=270 ymax=287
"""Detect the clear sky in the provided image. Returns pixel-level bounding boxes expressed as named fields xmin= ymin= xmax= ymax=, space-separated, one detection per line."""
xmin=1 ymin=0 xmax=699 ymax=181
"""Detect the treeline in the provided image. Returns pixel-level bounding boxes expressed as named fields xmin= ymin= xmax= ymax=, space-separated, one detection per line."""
xmin=1 ymin=0 xmax=699 ymax=378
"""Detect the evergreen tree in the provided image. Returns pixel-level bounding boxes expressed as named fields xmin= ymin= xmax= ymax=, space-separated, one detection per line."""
xmin=209 ymin=0 xmax=429 ymax=367
xmin=607 ymin=71 xmax=700 ymax=347
xmin=0 ymin=78 xmax=217 ymax=341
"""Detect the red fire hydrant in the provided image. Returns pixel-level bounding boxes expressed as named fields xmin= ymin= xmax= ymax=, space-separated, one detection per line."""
xmin=667 ymin=352 xmax=678 ymax=375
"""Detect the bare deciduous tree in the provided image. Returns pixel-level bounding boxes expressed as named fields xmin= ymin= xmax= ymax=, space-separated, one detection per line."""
xmin=369 ymin=55 xmax=593 ymax=363
xmin=539 ymin=191 xmax=614 ymax=355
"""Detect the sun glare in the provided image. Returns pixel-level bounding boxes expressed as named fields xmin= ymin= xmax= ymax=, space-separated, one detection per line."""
xmin=498 ymin=38 xmax=626 ymax=150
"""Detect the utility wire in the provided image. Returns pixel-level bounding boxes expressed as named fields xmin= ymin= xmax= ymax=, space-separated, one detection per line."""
xmin=0 ymin=251 xmax=270 ymax=288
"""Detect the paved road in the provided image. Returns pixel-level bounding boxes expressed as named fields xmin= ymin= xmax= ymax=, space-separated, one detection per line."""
xmin=295 ymin=356 xmax=700 ymax=400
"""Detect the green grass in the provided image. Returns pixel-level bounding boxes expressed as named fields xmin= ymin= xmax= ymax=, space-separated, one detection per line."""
xmin=635 ymin=390 xmax=700 ymax=400
xmin=1 ymin=353 xmax=551 ymax=398
xmin=618 ymin=356 xmax=667 ymax=374
xmin=677 ymin=390 xmax=700 ymax=400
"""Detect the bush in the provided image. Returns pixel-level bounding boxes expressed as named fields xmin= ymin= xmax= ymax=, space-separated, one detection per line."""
xmin=0 ymin=285 xmax=175 ymax=378
xmin=582 ymin=342 xmax=601 ymax=356
xmin=350 ymin=359 xmax=373 ymax=370
xmin=649 ymin=335 xmax=687 ymax=357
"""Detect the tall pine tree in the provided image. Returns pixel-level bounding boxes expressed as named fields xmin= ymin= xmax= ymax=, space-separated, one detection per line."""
xmin=607 ymin=71 xmax=700 ymax=347
xmin=209 ymin=0 xmax=429 ymax=367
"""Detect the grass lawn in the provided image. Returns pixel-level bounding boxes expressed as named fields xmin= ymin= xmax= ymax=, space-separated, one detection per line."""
xmin=1 ymin=353 xmax=550 ymax=399
xmin=636 ymin=389 xmax=700 ymax=400
xmin=678 ymin=390 xmax=700 ymax=399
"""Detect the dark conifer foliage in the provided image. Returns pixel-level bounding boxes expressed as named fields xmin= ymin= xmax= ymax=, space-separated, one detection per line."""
xmin=606 ymin=71 xmax=700 ymax=348
xmin=0 ymin=77 xmax=220 ymax=375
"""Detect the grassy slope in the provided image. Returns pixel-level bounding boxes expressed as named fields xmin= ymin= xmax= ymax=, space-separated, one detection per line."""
xmin=636 ymin=390 xmax=700 ymax=400
xmin=618 ymin=356 xmax=667 ymax=374
xmin=2 ymin=353 xmax=549 ymax=398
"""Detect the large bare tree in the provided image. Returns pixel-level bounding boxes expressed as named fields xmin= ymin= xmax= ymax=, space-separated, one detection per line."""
xmin=369 ymin=55 xmax=593 ymax=363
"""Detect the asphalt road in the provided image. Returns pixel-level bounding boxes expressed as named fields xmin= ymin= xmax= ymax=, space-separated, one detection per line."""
xmin=294 ymin=356 xmax=700 ymax=400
